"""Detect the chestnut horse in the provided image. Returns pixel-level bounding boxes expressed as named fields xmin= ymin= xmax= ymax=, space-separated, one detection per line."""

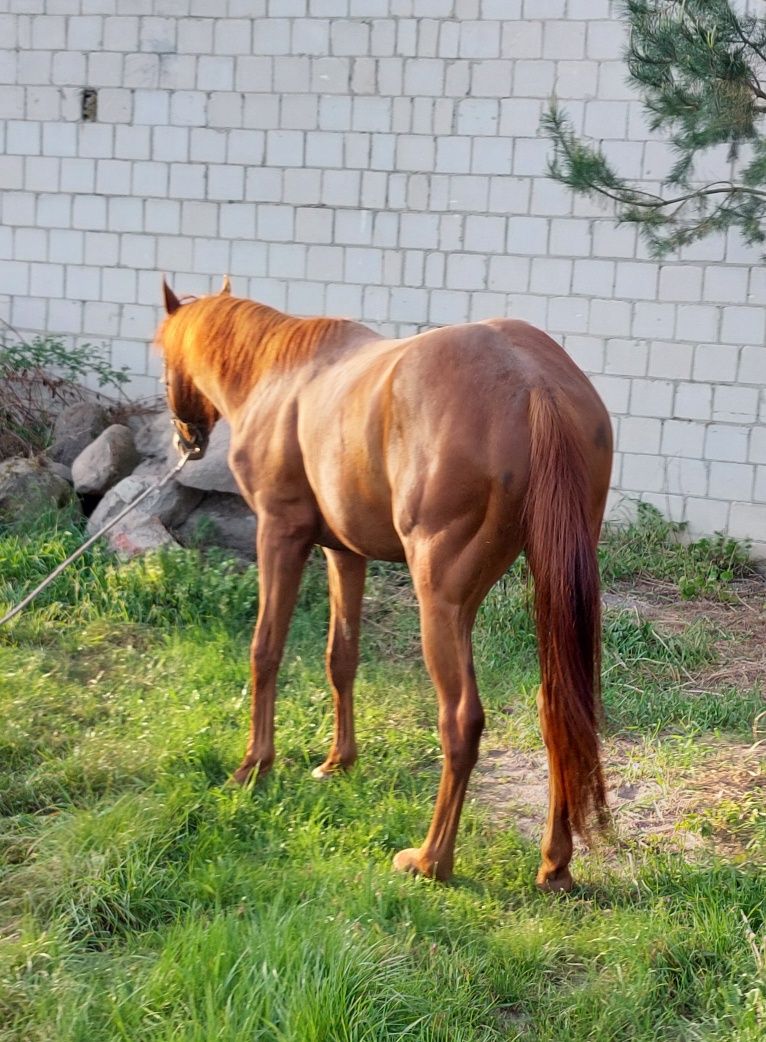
xmin=157 ymin=277 xmax=612 ymax=891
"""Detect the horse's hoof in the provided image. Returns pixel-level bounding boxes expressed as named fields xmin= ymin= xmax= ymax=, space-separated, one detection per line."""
xmin=392 ymin=848 xmax=450 ymax=881
xmin=231 ymin=760 xmax=271 ymax=786
xmin=535 ymin=867 xmax=574 ymax=893
xmin=311 ymin=763 xmax=336 ymax=780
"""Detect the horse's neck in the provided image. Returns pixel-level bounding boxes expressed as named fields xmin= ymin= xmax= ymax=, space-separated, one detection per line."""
xmin=193 ymin=311 xmax=377 ymax=421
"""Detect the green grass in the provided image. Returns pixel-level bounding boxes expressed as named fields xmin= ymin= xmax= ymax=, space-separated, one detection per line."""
xmin=0 ymin=508 xmax=764 ymax=1041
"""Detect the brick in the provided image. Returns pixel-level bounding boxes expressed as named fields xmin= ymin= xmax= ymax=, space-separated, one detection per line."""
xmin=619 ymin=417 xmax=661 ymax=454
xmin=622 ymin=453 xmax=665 ymax=493
xmin=630 ymin=378 xmax=673 ymax=418
xmin=208 ymin=92 xmax=244 ymax=129
xmin=721 ymin=306 xmax=765 ymax=345
xmin=658 ymin=265 xmax=702 ymax=302
xmin=590 ymin=299 xmax=631 ymax=338
xmin=604 ymin=339 xmax=646 ymax=377
xmin=197 ymin=56 xmax=234 ymax=91
xmin=573 ymin=259 xmax=614 ymax=297
xmin=549 ymin=218 xmax=591 ymax=257
xmin=507 ymin=216 xmax=548 ymax=256
xmin=461 ymin=214 xmax=504 ymax=254
xmin=548 ymin=298 xmax=589 ymax=335
xmin=705 ymin=424 xmax=749 ymax=463
xmin=396 ymin=135 xmax=435 ymax=172
xmin=693 ymin=343 xmax=740 ymax=383
xmin=661 ymin=419 xmax=705 ymax=457
xmin=633 ymin=302 xmax=675 ymax=339
xmin=170 ymin=91 xmax=207 ymax=126
xmin=709 ymin=462 xmax=753 ymax=501
xmin=456 ymin=99 xmax=498 ymax=135
xmin=343 ymin=247 xmax=382 ymax=284
xmin=675 ymin=305 xmax=719 ymax=343
xmin=674 ymin=382 xmax=711 ymax=421
xmin=48 ymin=300 xmax=82 ymax=333
xmin=755 ymin=467 xmax=766 ymax=504
xmin=400 ymin=213 xmax=439 ymax=249
xmin=488 ymin=255 xmax=529 ymax=293
xmin=555 ymin=60 xmax=598 ymax=99
xmin=713 ymin=385 xmax=759 ymax=424
xmin=49 ymin=229 xmax=83 ymax=264
xmin=445 ymin=253 xmax=485 ymax=290
xmin=208 ymin=165 xmax=244 ymax=201
xmin=739 ymin=346 xmax=766 ymax=384
xmin=702 ymin=265 xmax=748 ymax=304
xmin=529 ymin=257 xmax=571 ymax=296
xmin=591 ymin=374 xmax=630 ymax=413
xmin=283 ymin=168 xmax=322 ymax=205
xmin=331 ymin=19 xmax=369 ymax=55
xmin=428 ymin=288 xmax=468 ymax=325
xmin=728 ymin=503 xmax=766 ymax=544
xmin=15 ymin=228 xmax=47 ymax=262
xmin=666 ymin=457 xmax=708 ymax=497
xmin=684 ymin=497 xmax=730 ymax=537
xmin=144 ymin=198 xmax=179 ymax=233
xmin=114 ymin=125 xmax=151 ymax=160
xmin=152 ymin=126 xmax=189 ymax=162
xmin=543 ymin=19 xmax=585 ymax=59
xmin=169 ymin=163 xmax=205 ymax=199
xmin=750 ymin=427 xmax=766 ymax=465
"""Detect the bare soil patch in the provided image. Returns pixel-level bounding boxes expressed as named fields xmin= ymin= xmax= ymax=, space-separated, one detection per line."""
xmin=603 ymin=575 xmax=766 ymax=693
xmin=474 ymin=738 xmax=764 ymax=859
xmin=475 ymin=575 xmax=766 ymax=859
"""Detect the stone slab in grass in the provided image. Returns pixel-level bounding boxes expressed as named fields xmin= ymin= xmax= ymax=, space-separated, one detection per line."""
xmin=0 ymin=456 xmax=73 ymax=521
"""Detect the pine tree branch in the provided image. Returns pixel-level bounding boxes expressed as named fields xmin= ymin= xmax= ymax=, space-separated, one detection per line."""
xmin=543 ymin=1 xmax=766 ymax=256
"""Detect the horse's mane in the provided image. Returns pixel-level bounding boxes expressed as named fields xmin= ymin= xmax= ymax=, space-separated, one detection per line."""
xmin=157 ymin=295 xmax=350 ymax=395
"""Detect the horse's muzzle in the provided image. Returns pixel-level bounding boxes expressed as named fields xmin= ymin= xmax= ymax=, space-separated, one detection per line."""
xmin=172 ymin=420 xmax=208 ymax=460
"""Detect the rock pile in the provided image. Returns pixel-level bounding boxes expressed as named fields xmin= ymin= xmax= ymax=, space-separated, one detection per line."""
xmin=0 ymin=399 xmax=257 ymax=559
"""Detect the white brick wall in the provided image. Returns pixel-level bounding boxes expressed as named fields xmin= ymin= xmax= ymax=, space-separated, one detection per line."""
xmin=1 ymin=2 xmax=765 ymax=554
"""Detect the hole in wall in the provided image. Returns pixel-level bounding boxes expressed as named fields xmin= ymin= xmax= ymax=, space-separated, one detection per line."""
xmin=81 ymin=88 xmax=98 ymax=122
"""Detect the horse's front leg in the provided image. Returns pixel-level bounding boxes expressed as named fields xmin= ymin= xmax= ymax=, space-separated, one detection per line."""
xmin=233 ymin=521 xmax=312 ymax=785
xmin=312 ymin=548 xmax=366 ymax=779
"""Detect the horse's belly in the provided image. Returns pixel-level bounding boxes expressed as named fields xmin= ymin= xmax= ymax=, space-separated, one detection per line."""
xmin=316 ymin=502 xmax=406 ymax=562
xmin=307 ymin=460 xmax=405 ymax=561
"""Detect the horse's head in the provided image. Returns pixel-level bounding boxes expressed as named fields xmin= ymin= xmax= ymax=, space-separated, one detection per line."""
xmin=156 ymin=276 xmax=228 ymax=460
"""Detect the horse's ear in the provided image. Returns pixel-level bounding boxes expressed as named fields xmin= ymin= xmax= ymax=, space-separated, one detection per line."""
xmin=220 ymin=274 xmax=231 ymax=295
xmin=162 ymin=276 xmax=181 ymax=315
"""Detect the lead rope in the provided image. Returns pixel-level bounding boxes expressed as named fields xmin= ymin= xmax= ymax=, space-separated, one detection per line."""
xmin=0 ymin=451 xmax=192 ymax=628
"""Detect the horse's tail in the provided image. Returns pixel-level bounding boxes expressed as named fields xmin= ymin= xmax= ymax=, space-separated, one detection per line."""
xmin=522 ymin=387 xmax=607 ymax=838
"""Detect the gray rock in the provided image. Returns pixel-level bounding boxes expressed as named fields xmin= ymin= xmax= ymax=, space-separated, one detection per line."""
xmin=71 ymin=424 xmax=140 ymax=496
xmin=48 ymin=461 xmax=73 ymax=484
xmin=105 ymin=515 xmax=180 ymax=559
xmin=126 ymin=405 xmax=174 ymax=459
xmin=177 ymin=492 xmax=257 ymax=557
xmin=48 ymin=401 xmax=110 ymax=466
xmin=171 ymin=420 xmax=239 ymax=495
xmin=0 ymin=457 xmax=72 ymax=521
xmin=87 ymin=471 xmax=203 ymax=535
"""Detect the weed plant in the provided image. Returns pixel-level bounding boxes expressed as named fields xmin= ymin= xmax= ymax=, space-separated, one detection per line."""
xmin=0 ymin=506 xmax=764 ymax=1041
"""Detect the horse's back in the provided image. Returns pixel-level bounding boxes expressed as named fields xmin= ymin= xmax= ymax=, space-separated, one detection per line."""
xmin=296 ymin=317 xmax=609 ymax=560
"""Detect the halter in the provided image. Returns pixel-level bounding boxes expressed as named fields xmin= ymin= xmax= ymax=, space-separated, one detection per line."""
xmin=170 ymin=414 xmax=207 ymax=457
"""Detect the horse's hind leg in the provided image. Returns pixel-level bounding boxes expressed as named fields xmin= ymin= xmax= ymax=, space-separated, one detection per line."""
xmin=393 ymin=565 xmax=485 ymax=882
xmin=312 ymin=548 xmax=366 ymax=779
